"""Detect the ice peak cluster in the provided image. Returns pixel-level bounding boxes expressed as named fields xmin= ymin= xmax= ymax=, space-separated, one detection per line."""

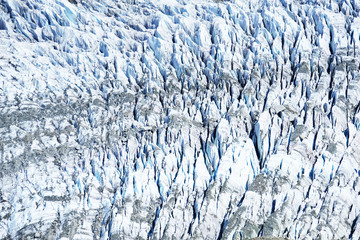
xmin=0 ymin=0 xmax=360 ymax=239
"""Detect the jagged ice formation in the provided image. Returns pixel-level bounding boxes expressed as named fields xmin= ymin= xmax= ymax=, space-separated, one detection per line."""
xmin=1 ymin=0 xmax=360 ymax=239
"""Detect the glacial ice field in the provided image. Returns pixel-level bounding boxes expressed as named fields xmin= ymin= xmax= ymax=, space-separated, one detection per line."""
xmin=0 ymin=0 xmax=360 ymax=239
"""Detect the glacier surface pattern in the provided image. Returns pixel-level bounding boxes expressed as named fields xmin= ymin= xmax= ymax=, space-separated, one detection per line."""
xmin=0 ymin=0 xmax=360 ymax=239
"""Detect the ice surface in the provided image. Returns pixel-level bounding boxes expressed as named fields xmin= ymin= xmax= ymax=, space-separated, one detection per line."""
xmin=0 ymin=0 xmax=360 ymax=239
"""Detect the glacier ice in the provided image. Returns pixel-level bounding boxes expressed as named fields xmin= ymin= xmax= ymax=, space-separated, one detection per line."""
xmin=0 ymin=0 xmax=360 ymax=239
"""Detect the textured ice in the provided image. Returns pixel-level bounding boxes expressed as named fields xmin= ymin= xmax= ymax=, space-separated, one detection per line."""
xmin=0 ymin=0 xmax=360 ymax=239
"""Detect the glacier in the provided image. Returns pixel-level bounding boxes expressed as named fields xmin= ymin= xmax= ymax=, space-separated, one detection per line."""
xmin=0 ymin=0 xmax=360 ymax=239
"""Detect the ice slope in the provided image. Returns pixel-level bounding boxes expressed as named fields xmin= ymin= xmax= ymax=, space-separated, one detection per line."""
xmin=0 ymin=0 xmax=360 ymax=239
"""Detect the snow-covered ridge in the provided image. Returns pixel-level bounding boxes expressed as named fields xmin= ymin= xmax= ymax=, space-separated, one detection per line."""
xmin=0 ymin=0 xmax=360 ymax=239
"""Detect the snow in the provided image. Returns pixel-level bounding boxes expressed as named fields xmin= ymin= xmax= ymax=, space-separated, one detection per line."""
xmin=1 ymin=0 xmax=360 ymax=239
